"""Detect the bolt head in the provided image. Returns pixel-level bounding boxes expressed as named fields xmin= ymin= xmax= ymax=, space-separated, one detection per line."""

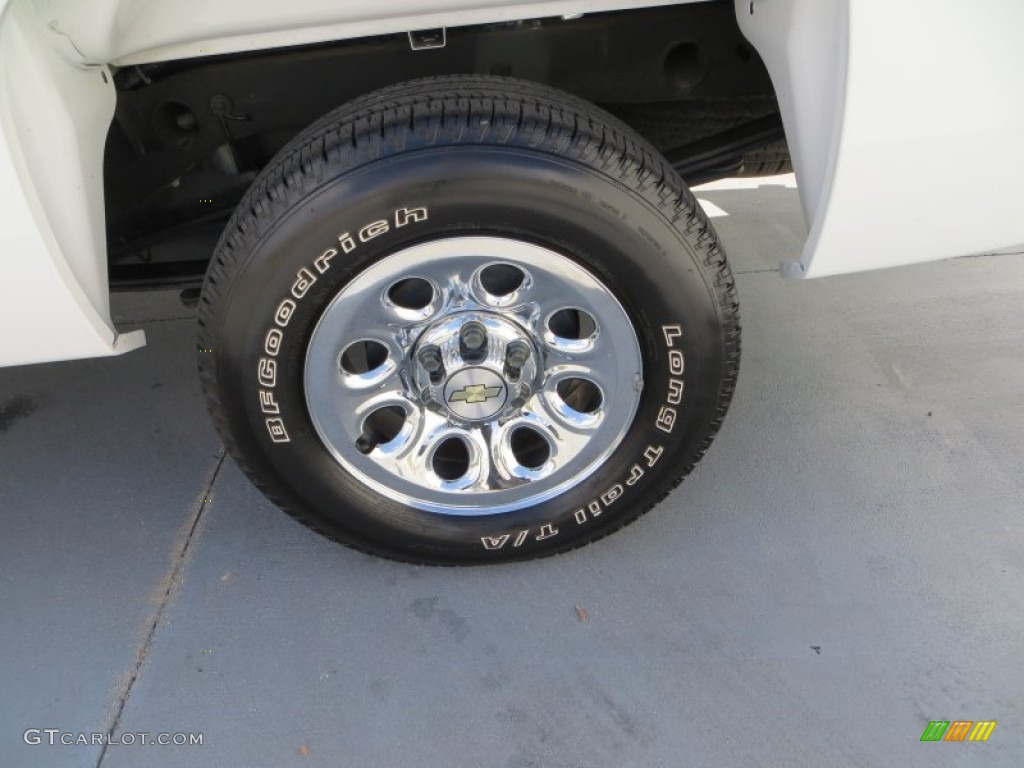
xmin=505 ymin=340 xmax=531 ymax=367
xmin=417 ymin=344 xmax=443 ymax=372
xmin=460 ymin=321 xmax=487 ymax=350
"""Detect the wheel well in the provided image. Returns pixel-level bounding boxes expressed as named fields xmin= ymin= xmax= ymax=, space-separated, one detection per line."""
xmin=105 ymin=1 xmax=781 ymax=288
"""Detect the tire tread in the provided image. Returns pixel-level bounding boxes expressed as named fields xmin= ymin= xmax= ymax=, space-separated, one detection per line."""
xmin=197 ymin=76 xmax=740 ymax=564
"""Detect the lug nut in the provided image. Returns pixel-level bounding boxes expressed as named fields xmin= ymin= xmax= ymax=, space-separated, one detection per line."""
xmin=420 ymin=386 xmax=443 ymax=413
xmin=459 ymin=321 xmax=488 ymax=362
xmin=417 ymin=344 xmax=445 ymax=384
xmin=504 ymin=340 xmax=531 ymax=380
xmin=418 ymin=344 xmax=443 ymax=371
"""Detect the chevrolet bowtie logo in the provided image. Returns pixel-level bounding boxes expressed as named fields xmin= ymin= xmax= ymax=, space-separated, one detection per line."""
xmin=448 ymin=383 xmax=503 ymax=404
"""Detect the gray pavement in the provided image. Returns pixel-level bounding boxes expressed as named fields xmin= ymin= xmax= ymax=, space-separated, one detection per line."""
xmin=2 ymin=180 xmax=1022 ymax=767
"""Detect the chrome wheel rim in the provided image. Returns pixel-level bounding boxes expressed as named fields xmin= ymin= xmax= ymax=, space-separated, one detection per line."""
xmin=304 ymin=236 xmax=643 ymax=515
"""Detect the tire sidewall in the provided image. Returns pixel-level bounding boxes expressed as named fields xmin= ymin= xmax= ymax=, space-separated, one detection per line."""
xmin=214 ymin=147 xmax=726 ymax=562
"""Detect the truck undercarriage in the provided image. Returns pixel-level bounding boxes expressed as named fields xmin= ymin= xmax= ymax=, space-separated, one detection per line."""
xmin=104 ymin=2 xmax=784 ymax=288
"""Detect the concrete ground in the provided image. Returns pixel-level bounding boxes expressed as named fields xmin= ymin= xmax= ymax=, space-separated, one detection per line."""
xmin=1 ymin=177 xmax=1022 ymax=768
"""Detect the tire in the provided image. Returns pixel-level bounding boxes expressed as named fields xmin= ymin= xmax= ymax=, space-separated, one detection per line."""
xmin=197 ymin=76 xmax=740 ymax=565
xmin=737 ymin=138 xmax=792 ymax=177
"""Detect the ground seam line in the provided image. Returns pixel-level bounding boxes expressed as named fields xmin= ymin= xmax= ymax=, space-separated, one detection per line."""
xmin=95 ymin=447 xmax=226 ymax=768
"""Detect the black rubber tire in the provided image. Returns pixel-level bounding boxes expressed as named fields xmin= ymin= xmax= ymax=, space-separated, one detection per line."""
xmin=197 ymin=76 xmax=740 ymax=565
xmin=737 ymin=138 xmax=792 ymax=177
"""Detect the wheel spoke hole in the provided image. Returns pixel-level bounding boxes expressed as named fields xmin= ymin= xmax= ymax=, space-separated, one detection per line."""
xmin=510 ymin=427 xmax=551 ymax=470
xmin=480 ymin=263 xmax=526 ymax=297
xmin=340 ymin=340 xmax=389 ymax=375
xmin=556 ymin=378 xmax=603 ymax=414
xmin=432 ymin=437 xmax=471 ymax=481
xmin=548 ymin=308 xmax=597 ymax=340
xmin=358 ymin=405 xmax=406 ymax=452
xmin=387 ymin=277 xmax=435 ymax=311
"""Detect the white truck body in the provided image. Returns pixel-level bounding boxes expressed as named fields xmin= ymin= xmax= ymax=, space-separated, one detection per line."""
xmin=1 ymin=0 xmax=1023 ymax=366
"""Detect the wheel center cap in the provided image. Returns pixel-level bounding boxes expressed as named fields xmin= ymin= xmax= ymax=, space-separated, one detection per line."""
xmin=443 ymin=367 xmax=508 ymax=421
